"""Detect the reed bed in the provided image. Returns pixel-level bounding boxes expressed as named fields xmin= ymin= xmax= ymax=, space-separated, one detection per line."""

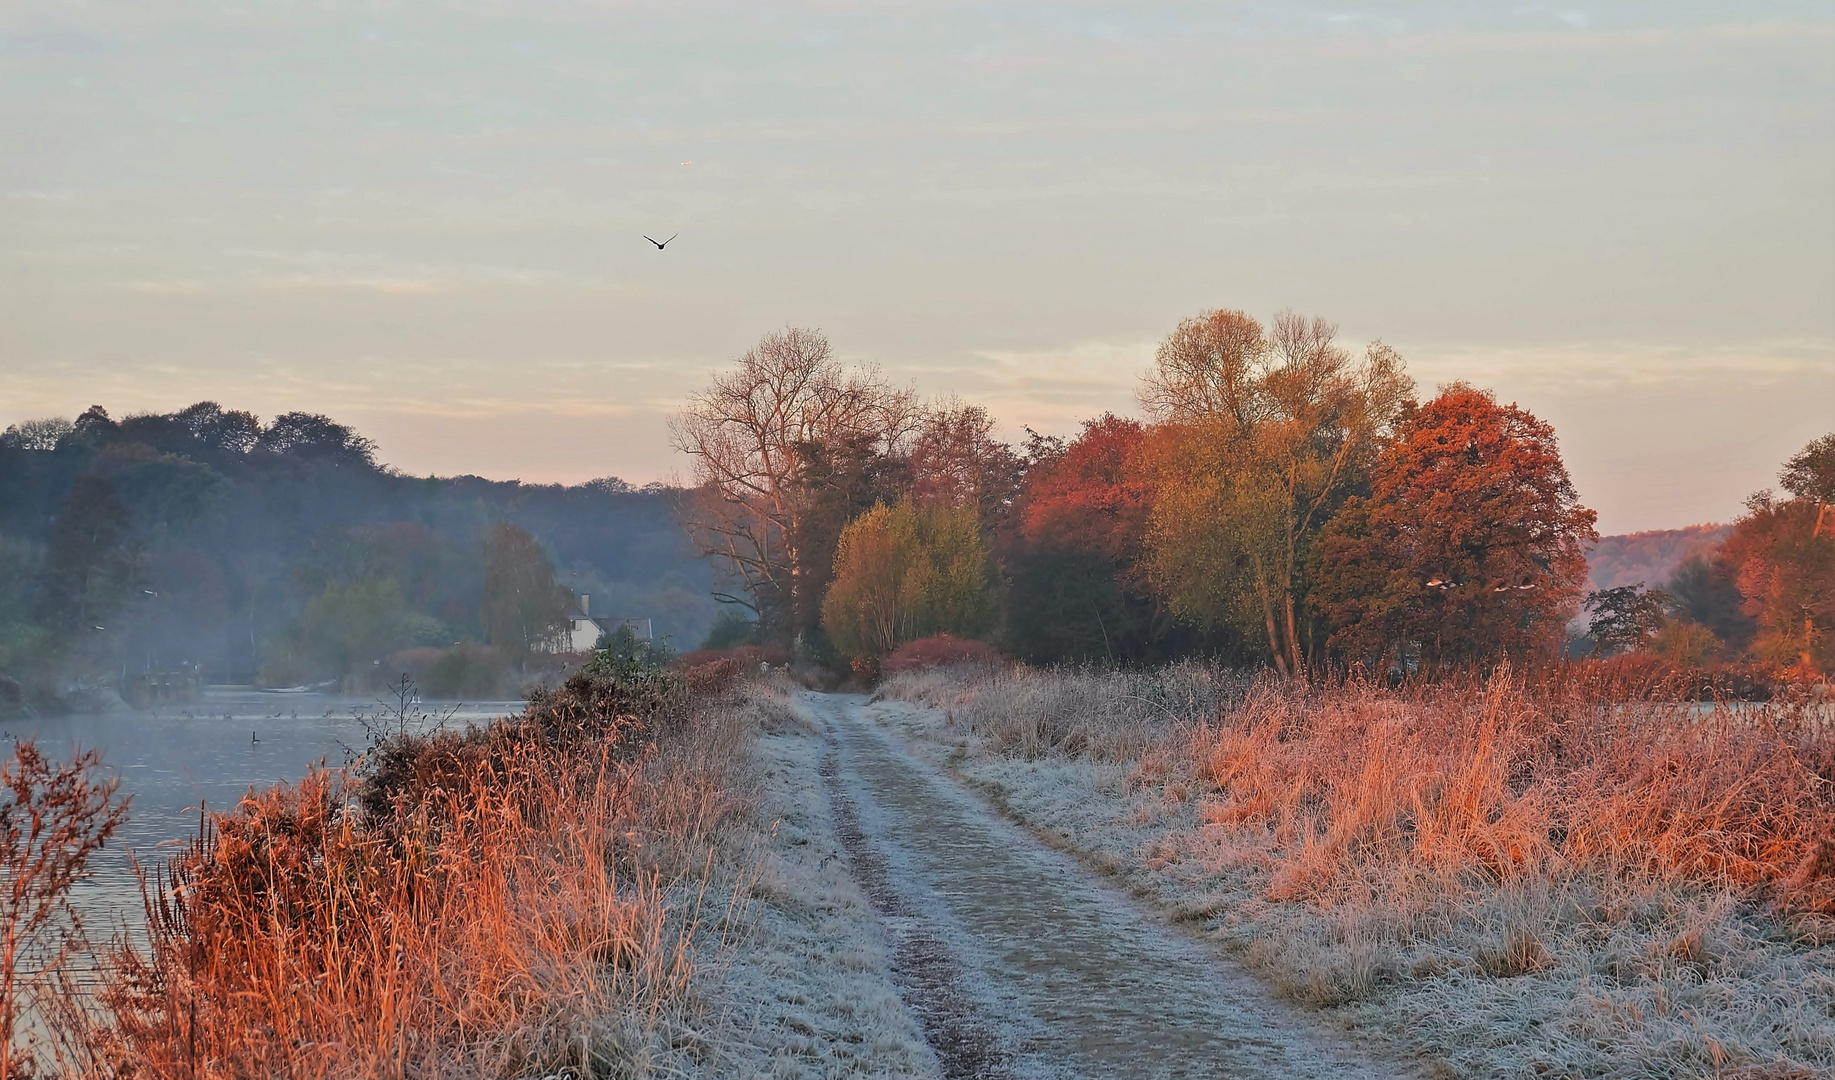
xmin=21 ymin=664 xmax=759 ymax=1079
xmin=880 ymin=662 xmax=1835 ymax=1077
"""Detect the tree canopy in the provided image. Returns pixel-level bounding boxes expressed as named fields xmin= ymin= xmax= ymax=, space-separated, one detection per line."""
xmin=1137 ymin=309 xmax=1415 ymax=675
xmin=1314 ymin=384 xmax=1597 ymax=668
xmin=821 ymin=500 xmax=995 ymax=662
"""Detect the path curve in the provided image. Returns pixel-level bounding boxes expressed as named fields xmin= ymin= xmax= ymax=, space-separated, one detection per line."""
xmin=812 ymin=690 xmax=1411 ymax=1080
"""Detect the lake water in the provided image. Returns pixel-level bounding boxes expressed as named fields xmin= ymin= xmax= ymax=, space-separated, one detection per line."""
xmin=4 ymin=690 xmax=528 ymax=941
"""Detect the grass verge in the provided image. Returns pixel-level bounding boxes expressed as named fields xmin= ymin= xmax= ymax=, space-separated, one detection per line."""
xmin=876 ymin=663 xmax=1835 ymax=1079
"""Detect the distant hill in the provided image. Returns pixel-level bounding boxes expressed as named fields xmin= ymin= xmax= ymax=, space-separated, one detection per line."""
xmin=0 ymin=403 xmax=727 ymax=689
xmin=1586 ymin=524 xmax=1731 ymax=592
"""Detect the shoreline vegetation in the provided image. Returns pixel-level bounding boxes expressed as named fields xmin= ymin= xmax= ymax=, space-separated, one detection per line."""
xmin=875 ymin=661 xmax=1835 ymax=1078
xmin=3 ymin=654 xmax=774 ymax=1078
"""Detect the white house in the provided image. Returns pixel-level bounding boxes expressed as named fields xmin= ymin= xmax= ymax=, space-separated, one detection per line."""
xmin=557 ymin=594 xmax=652 ymax=652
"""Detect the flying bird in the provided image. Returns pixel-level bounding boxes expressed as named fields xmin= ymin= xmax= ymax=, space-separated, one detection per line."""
xmin=644 ymin=233 xmax=678 ymax=250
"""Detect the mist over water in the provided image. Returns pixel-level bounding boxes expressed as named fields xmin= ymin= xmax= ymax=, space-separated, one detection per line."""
xmin=7 ymin=690 xmax=526 ymax=937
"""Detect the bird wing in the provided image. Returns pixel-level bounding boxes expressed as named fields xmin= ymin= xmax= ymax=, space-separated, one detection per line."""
xmin=643 ymin=235 xmax=661 ymax=246
xmin=663 ymin=232 xmax=679 ymax=245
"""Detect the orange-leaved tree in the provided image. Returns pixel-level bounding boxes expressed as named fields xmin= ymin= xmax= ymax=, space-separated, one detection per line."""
xmin=821 ymin=500 xmax=994 ymax=662
xmin=1718 ymin=433 xmax=1835 ymax=676
xmin=1314 ymin=384 xmax=1596 ymax=668
xmin=1138 ymin=309 xmax=1414 ymax=676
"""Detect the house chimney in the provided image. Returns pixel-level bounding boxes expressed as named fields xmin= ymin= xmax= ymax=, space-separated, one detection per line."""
xmin=580 ymin=593 xmax=590 ymax=617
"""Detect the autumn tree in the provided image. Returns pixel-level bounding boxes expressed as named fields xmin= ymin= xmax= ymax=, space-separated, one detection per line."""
xmin=1005 ymin=415 xmax=1170 ymax=662
xmin=1780 ymin=433 xmax=1835 ymax=538
xmin=174 ymin=401 xmax=262 ymax=455
xmin=1138 ymin=309 xmax=1414 ymax=676
xmin=1313 ymin=384 xmax=1597 ymax=668
xmin=36 ymin=476 xmax=142 ymax=643
xmin=821 ymin=500 xmax=995 ymax=662
xmin=295 ymin=577 xmax=412 ymax=690
xmin=257 ymin=412 xmax=378 ymax=469
xmin=671 ymin=328 xmax=918 ymax=645
xmin=480 ymin=523 xmax=572 ymax=669
xmin=1666 ymin=554 xmax=1755 ymax=654
xmin=784 ymin=430 xmax=912 ymax=652
xmin=1717 ymin=434 xmax=1835 ymax=675
xmin=0 ymin=417 xmax=72 ymax=452
xmin=1584 ymin=583 xmax=1672 ymax=656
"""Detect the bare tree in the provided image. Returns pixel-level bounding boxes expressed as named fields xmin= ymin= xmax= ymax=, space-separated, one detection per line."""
xmin=1139 ymin=308 xmax=1268 ymax=425
xmin=908 ymin=398 xmax=1023 ymax=531
xmin=671 ymin=328 xmax=918 ymax=640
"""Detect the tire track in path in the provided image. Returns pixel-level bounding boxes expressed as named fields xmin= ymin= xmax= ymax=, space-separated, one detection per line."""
xmin=813 ymin=691 xmax=1412 ymax=1080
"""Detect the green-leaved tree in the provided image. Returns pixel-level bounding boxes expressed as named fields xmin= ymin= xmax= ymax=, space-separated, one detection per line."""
xmin=821 ymin=500 xmax=995 ymax=661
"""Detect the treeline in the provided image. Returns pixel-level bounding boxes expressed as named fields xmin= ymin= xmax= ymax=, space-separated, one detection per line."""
xmin=680 ymin=316 xmax=1834 ymax=681
xmin=0 ymin=404 xmax=722 ymax=709
xmin=1586 ymin=436 xmax=1835 ymax=677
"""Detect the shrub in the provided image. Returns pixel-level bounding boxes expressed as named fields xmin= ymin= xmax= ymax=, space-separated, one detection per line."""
xmin=685 ymin=657 xmax=742 ymax=696
xmin=0 ymin=742 xmax=128 ymax=1079
xmin=80 ymin=656 xmax=738 ymax=1077
xmin=699 ymin=608 xmax=757 ymax=650
xmin=883 ymin=634 xmax=1000 ymax=675
xmin=676 ymin=644 xmax=791 ymax=671
xmin=393 ymin=642 xmax=514 ymax=700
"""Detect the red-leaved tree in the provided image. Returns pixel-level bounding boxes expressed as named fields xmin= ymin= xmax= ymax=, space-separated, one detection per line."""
xmin=1315 ymin=384 xmax=1596 ymax=669
xmin=1005 ymin=415 xmax=1168 ymax=662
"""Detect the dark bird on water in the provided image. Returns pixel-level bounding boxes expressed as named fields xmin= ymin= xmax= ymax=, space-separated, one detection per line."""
xmin=643 ymin=233 xmax=678 ymax=250
xmin=252 ymin=730 xmax=259 ymax=744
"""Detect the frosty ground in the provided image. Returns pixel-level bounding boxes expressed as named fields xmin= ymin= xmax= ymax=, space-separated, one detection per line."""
xmin=702 ymin=682 xmax=1419 ymax=1078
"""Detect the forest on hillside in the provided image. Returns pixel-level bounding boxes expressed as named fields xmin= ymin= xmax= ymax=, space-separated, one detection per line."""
xmin=0 ymin=404 xmax=723 ymax=710
xmin=1586 ymin=524 xmax=1732 ymax=592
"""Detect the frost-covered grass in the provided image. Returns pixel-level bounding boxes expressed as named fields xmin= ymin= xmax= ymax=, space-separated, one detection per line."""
xmin=707 ymin=680 xmax=939 ymax=1078
xmin=876 ymin=663 xmax=1835 ymax=1079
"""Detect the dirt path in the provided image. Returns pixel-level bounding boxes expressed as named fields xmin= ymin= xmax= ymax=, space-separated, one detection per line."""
xmin=811 ymin=691 xmax=1414 ymax=1080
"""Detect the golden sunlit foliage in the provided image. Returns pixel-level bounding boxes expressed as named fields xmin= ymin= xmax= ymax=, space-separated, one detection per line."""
xmin=25 ymin=667 xmax=754 ymax=1078
xmin=1137 ymin=309 xmax=1413 ymax=675
xmin=821 ymin=499 xmax=995 ymax=662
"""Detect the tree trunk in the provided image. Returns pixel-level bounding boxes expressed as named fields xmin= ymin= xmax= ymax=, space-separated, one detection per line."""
xmin=1282 ymin=590 xmax=1305 ymax=682
xmin=1258 ymin=579 xmax=1290 ymax=678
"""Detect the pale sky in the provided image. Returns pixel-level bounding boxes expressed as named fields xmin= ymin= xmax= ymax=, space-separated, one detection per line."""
xmin=2 ymin=1 xmax=1831 ymax=533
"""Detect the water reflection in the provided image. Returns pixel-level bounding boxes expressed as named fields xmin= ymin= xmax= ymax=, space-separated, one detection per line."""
xmin=4 ymin=690 xmax=525 ymax=938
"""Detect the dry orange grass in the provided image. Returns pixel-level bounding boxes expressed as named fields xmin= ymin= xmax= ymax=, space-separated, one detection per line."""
xmin=1173 ymin=673 xmax=1835 ymax=913
xmin=894 ymin=663 xmax=1834 ymax=913
xmin=43 ymin=668 xmax=756 ymax=1079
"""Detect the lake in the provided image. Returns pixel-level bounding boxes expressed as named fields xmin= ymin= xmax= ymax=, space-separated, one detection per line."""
xmin=4 ymin=689 xmax=529 ymax=942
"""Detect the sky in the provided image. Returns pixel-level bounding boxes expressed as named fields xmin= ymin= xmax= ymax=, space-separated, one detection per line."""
xmin=2 ymin=1 xmax=1831 ymax=534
